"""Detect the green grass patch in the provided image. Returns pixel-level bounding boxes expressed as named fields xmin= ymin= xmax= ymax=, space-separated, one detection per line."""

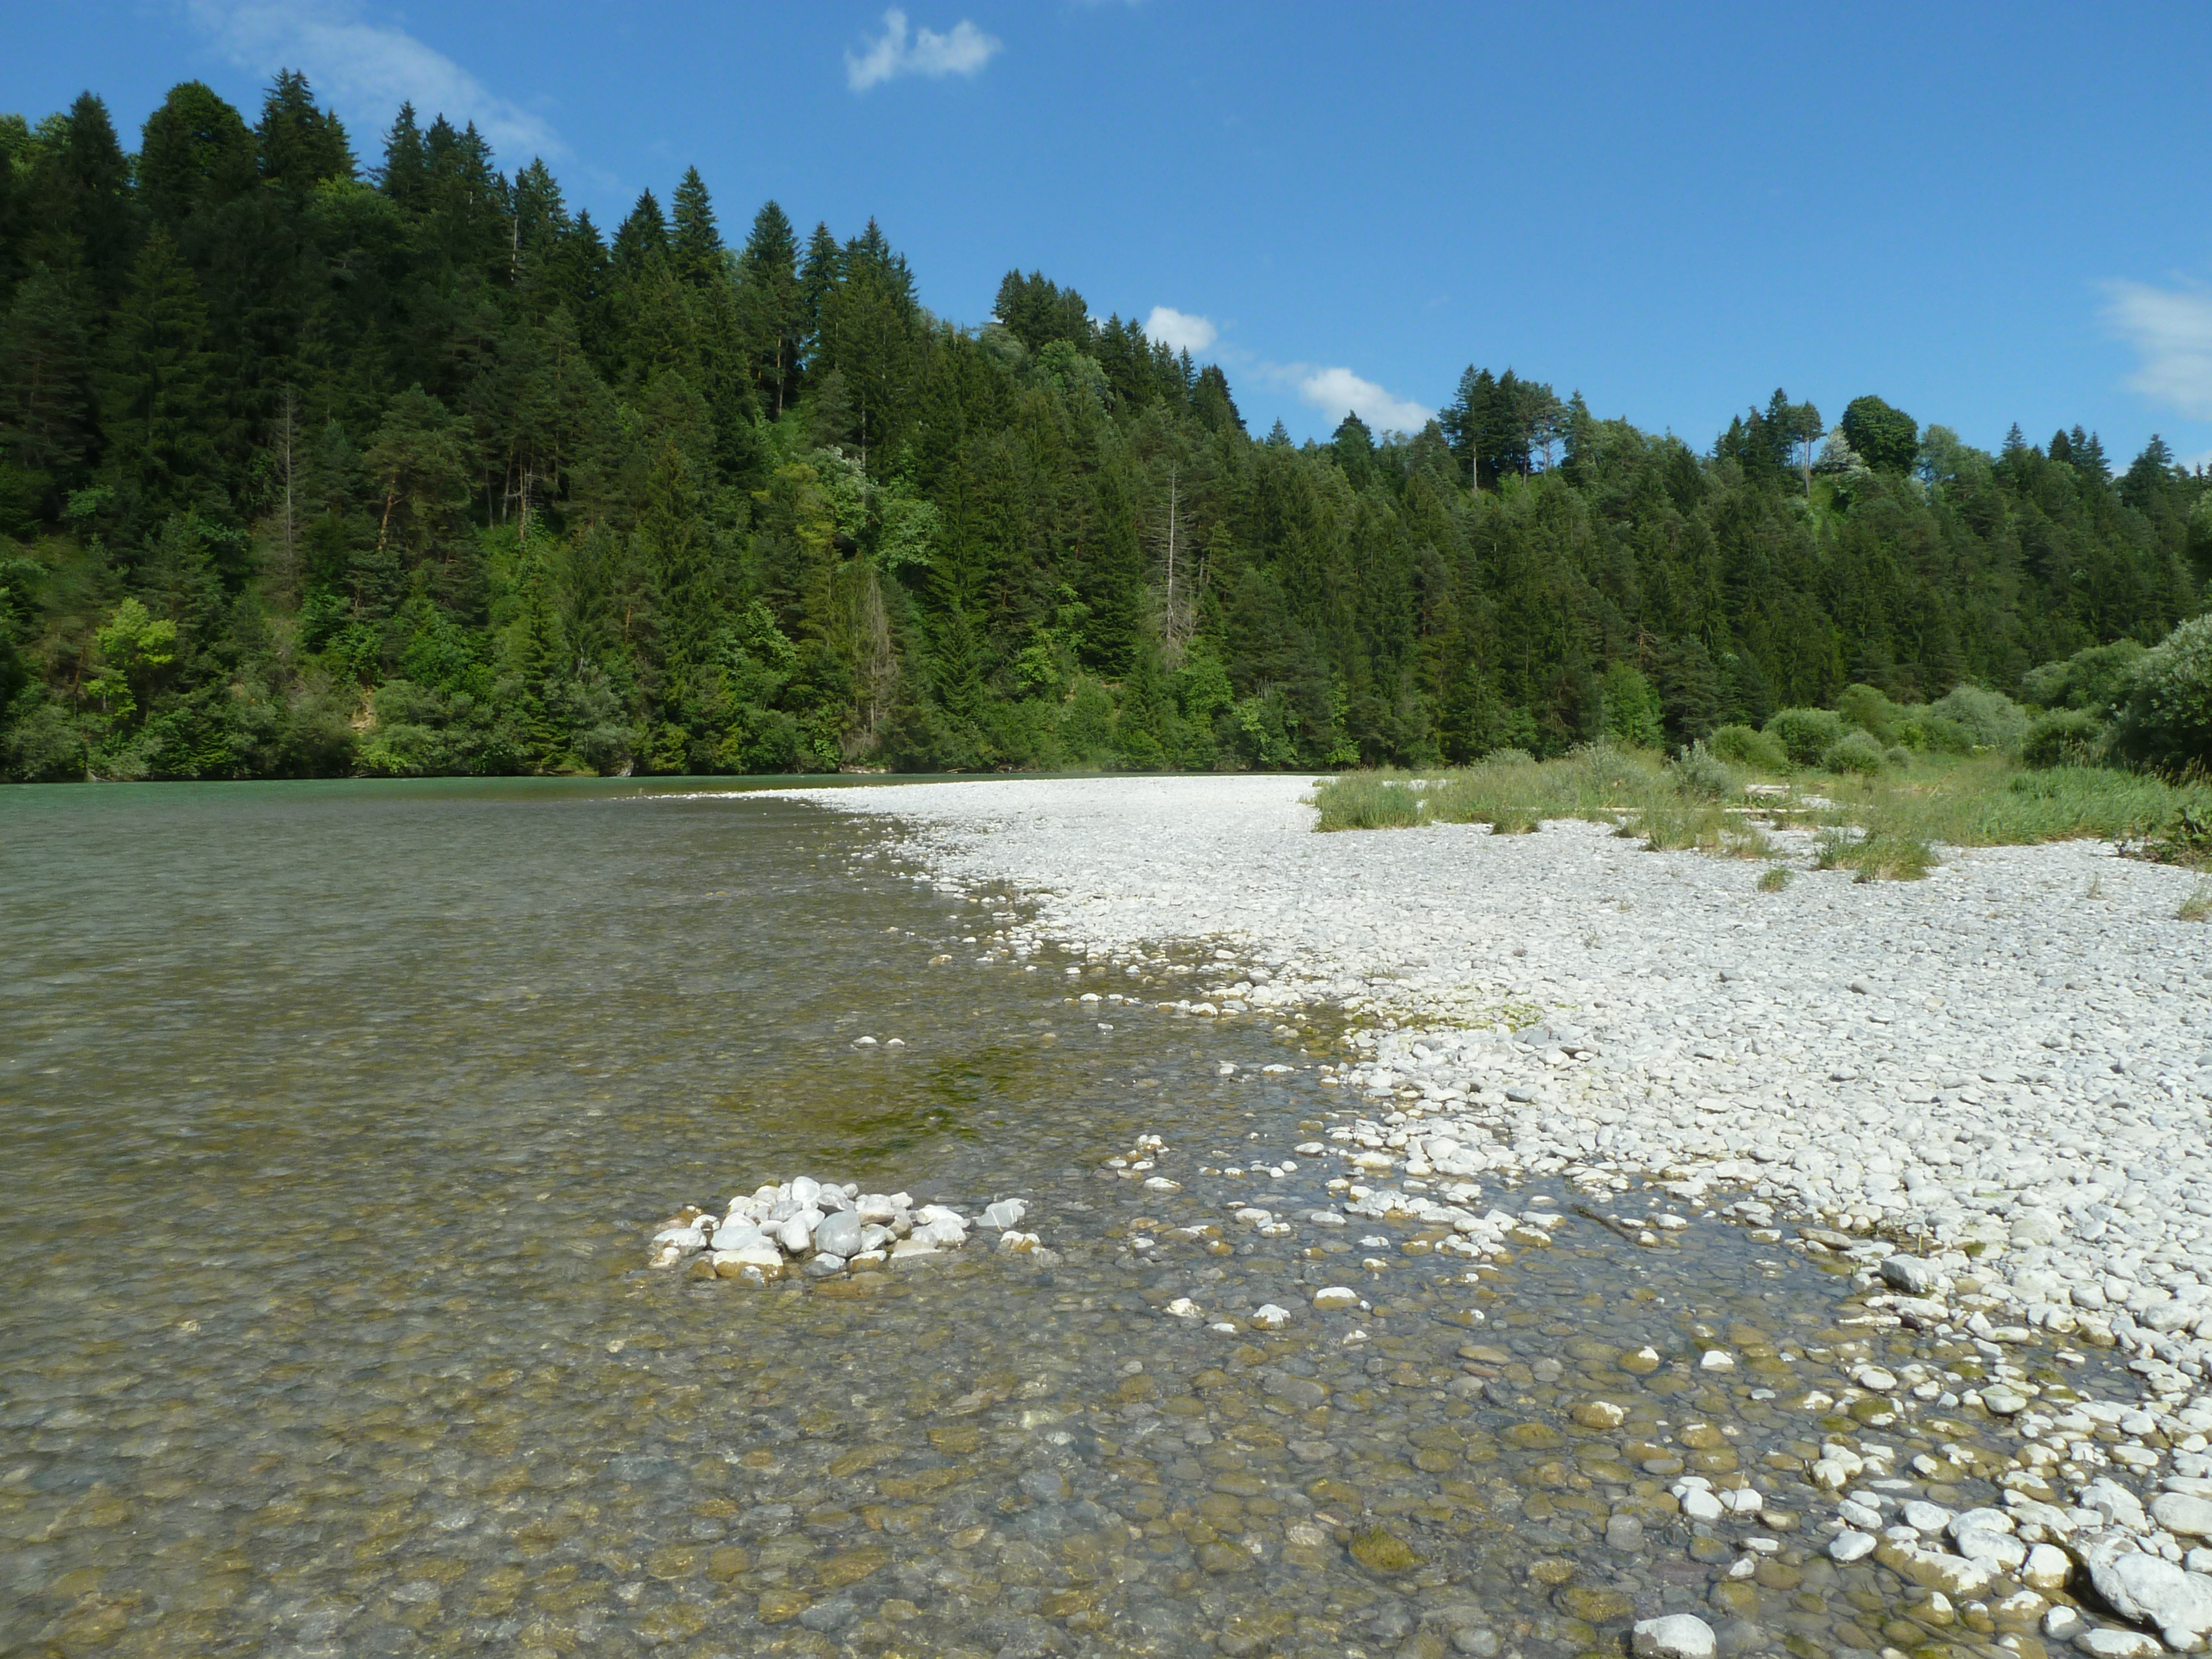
xmin=1310 ymin=769 xmax=1425 ymax=831
xmin=1819 ymin=757 xmax=2212 ymax=851
xmin=1309 ymin=747 xmax=2212 ymax=879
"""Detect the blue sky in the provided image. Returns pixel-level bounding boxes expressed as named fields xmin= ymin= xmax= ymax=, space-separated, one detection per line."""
xmin=10 ymin=2 xmax=2212 ymax=464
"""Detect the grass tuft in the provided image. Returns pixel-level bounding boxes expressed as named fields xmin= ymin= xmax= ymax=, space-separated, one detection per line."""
xmin=1311 ymin=770 xmax=1424 ymax=831
xmin=2182 ymin=879 xmax=2212 ymax=923
xmin=1756 ymin=866 xmax=1792 ymax=893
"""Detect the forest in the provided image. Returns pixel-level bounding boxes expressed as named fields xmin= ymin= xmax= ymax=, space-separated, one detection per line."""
xmin=1 ymin=76 xmax=2206 ymax=782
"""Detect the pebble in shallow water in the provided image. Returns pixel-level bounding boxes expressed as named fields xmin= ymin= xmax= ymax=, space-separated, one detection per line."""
xmin=649 ymin=1178 xmax=1043 ymax=1280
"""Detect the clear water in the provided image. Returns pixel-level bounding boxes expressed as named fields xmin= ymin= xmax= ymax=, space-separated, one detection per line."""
xmin=0 ymin=780 xmax=2109 ymax=1659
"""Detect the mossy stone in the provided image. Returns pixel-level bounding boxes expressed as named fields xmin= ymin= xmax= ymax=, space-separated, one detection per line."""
xmin=1349 ymin=1525 xmax=1423 ymax=1574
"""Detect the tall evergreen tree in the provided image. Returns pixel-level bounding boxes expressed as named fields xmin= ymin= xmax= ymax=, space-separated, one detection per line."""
xmin=139 ymin=82 xmax=255 ymax=227
xmin=737 ymin=200 xmax=803 ymax=416
xmin=378 ymin=102 xmax=426 ymax=204
xmin=98 ymin=230 xmax=220 ymax=513
xmin=670 ymin=166 xmax=722 ymax=288
xmin=612 ymin=190 xmax=669 ymax=277
xmin=255 ymin=71 xmax=353 ymax=195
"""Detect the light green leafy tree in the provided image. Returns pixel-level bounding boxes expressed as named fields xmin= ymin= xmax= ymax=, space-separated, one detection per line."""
xmin=84 ymin=597 xmax=176 ymax=729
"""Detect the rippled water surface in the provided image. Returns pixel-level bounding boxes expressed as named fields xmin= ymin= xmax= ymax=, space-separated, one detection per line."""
xmin=1 ymin=780 xmax=2119 ymax=1659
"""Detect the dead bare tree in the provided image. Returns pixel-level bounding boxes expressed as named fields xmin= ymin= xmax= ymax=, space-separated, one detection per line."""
xmin=1150 ymin=466 xmax=1198 ymax=667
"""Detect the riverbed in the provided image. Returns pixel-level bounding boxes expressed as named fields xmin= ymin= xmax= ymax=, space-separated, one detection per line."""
xmin=0 ymin=776 xmax=2190 ymax=1659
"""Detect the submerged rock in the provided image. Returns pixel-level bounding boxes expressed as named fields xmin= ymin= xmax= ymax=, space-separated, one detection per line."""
xmin=1348 ymin=1525 xmax=1422 ymax=1574
xmin=1632 ymin=1614 xmax=1717 ymax=1659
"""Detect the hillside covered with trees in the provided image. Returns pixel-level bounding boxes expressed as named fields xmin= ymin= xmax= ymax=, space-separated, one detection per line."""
xmin=1 ymin=77 xmax=2205 ymax=781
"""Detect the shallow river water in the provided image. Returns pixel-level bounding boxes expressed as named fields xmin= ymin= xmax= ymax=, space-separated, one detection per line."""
xmin=0 ymin=780 xmax=2128 ymax=1659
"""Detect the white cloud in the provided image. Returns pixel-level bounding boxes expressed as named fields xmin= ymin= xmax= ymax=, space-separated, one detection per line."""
xmin=1297 ymin=366 xmax=1431 ymax=433
xmin=185 ymin=0 xmax=560 ymax=159
xmin=2105 ymin=278 xmax=2212 ymax=421
xmin=847 ymin=9 xmax=1003 ymax=92
xmin=1142 ymin=306 xmax=1216 ymax=355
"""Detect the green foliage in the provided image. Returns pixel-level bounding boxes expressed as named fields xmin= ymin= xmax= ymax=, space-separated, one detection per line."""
xmin=1926 ymin=683 xmax=2027 ymax=753
xmin=1756 ymin=865 xmax=1792 ymax=892
xmin=0 ymin=73 xmax=2203 ymax=783
xmin=2022 ymin=708 xmax=2104 ymax=769
xmin=1764 ymin=707 xmax=1848 ymax=766
xmin=1840 ymin=395 xmax=1918 ymax=474
xmin=1666 ymin=739 xmax=1736 ymax=800
xmin=2110 ymin=614 xmax=2212 ymax=775
xmin=1709 ymin=723 xmax=1790 ymax=771
xmin=2021 ymin=638 xmax=2147 ymax=717
xmin=1599 ymin=662 xmax=1663 ymax=747
xmin=1819 ymin=729 xmax=1890 ymax=775
xmin=1833 ymin=682 xmax=1905 ymax=743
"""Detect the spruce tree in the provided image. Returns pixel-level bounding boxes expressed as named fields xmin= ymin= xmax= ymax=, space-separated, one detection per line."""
xmin=0 ymin=265 xmax=95 ymax=483
xmin=737 ymin=201 xmax=803 ymax=416
xmin=670 ymin=167 xmax=722 ymax=288
xmin=255 ymin=71 xmax=353 ymax=195
xmin=98 ymin=229 xmax=220 ymax=513
xmin=139 ymin=82 xmax=255 ymax=227
xmin=378 ymin=102 xmax=426 ymax=204
xmin=612 ymin=190 xmax=669 ymax=276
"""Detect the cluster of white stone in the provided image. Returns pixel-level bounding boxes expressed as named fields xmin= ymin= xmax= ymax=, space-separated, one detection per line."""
xmin=649 ymin=1177 xmax=1037 ymax=1282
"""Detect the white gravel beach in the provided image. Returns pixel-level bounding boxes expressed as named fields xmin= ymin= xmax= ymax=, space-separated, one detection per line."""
xmin=792 ymin=775 xmax=2212 ymax=1371
xmin=772 ymin=773 xmax=2212 ymax=1641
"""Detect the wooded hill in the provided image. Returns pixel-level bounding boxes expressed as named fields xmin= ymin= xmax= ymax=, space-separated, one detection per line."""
xmin=1 ymin=77 xmax=2204 ymax=780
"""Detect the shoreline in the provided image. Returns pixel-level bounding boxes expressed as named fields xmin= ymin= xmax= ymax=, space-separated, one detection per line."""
xmin=770 ymin=774 xmax=2212 ymax=1373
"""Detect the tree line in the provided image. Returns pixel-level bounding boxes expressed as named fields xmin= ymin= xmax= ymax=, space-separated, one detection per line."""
xmin=1 ymin=76 xmax=2204 ymax=781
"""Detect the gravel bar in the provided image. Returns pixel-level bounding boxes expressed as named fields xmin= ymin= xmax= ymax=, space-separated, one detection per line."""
xmin=778 ymin=776 xmax=2211 ymax=1370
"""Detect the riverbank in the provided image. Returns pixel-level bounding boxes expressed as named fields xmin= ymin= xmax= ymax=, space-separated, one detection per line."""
xmin=782 ymin=774 xmax=2212 ymax=1369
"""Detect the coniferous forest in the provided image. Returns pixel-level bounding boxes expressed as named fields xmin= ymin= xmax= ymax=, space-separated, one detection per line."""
xmin=1 ymin=77 xmax=2205 ymax=782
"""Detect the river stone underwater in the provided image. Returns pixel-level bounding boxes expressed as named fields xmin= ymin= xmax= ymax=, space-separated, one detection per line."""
xmin=0 ymin=780 xmax=2135 ymax=1659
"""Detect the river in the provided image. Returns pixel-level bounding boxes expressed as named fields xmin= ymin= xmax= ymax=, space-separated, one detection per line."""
xmin=0 ymin=779 xmax=2096 ymax=1659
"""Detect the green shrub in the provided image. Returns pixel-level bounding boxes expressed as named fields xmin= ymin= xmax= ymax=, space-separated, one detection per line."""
xmin=1898 ymin=713 xmax=1975 ymax=754
xmin=1477 ymin=746 xmax=1535 ymax=766
xmin=2022 ymin=708 xmax=2105 ymax=769
xmin=1709 ymin=723 xmax=1790 ymax=771
xmin=1667 ymin=740 xmax=1736 ymax=800
xmin=1884 ymin=745 xmax=1913 ymax=770
xmin=1820 ymin=730 xmax=1890 ymax=775
xmin=2021 ymin=638 xmax=2148 ymax=716
xmin=1756 ymin=865 xmax=1792 ymax=892
xmin=1765 ymin=707 xmax=1848 ymax=766
xmin=2111 ymin=615 xmax=2212 ymax=775
xmin=1835 ymin=682 xmax=1906 ymax=743
xmin=1927 ymin=683 xmax=2027 ymax=752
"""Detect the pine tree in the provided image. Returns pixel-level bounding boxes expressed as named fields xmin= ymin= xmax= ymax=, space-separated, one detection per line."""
xmin=737 ymin=200 xmax=803 ymax=416
xmin=799 ymin=221 xmax=843 ymax=361
xmin=0 ymin=265 xmax=94 ymax=482
xmin=139 ymin=82 xmax=255 ymax=227
xmin=612 ymin=190 xmax=669 ymax=277
xmin=98 ymin=229 xmax=220 ymax=510
xmin=36 ymin=94 xmax=138 ymax=308
xmin=255 ymin=71 xmax=353 ymax=195
xmin=670 ymin=167 xmax=722 ymax=288
xmin=378 ymin=102 xmax=426 ymax=204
